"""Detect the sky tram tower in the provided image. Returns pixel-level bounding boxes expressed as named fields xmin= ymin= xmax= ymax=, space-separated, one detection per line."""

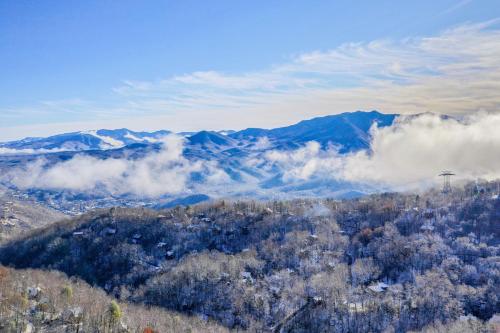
xmin=439 ymin=170 xmax=455 ymax=194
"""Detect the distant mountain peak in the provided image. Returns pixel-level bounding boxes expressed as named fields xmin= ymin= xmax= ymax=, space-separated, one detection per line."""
xmin=188 ymin=131 xmax=236 ymax=146
xmin=230 ymin=110 xmax=397 ymax=153
xmin=0 ymin=111 xmax=397 ymax=154
xmin=0 ymin=128 xmax=171 ymax=152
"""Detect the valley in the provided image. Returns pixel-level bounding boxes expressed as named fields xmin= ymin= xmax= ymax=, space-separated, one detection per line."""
xmin=0 ymin=111 xmax=394 ymax=215
xmin=0 ymin=111 xmax=498 ymax=332
xmin=3 ymin=3 xmax=500 ymax=332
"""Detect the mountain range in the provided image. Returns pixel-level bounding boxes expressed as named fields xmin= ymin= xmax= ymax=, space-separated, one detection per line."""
xmin=0 ymin=111 xmax=398 ymax=213
xmin=1 ymin=110 xmax=396 ymax=154
xmin=0 ymin=128 xmax=171 ymax=151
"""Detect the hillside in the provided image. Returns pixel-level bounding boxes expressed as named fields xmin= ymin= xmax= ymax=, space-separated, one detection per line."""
xmin=0 ymin=190 xmax=67 ymax=242
xmin=0 ymin=265 xmax=228 ymax=332
xmin=1 ymin=181 xmax=498 ymax=332
xmin=230 ymin=110 xmax=397 ymax=152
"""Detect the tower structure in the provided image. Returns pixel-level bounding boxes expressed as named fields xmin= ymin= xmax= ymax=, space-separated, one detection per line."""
xmin=439 ymin=170 xmax=455 ymax=194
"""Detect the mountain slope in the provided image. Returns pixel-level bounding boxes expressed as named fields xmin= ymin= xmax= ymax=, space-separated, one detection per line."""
xmin=1 ymin=187 xmax=498 ymax=331
xmin=0 ymin=265 xmax=229 ymax=332
xmin=1 ymin=111 xmax=396 ymax=154
xmin=0 ymin=189 xmax=67 ymax=242
xmin=0 ymin=111 xmax=400 ymax=213
xmin=0 ymin=129 xmax=171 ymax=152
xmin=188 ymin=131 xmax=237 ymax=147
xmin=230 ymin=110 xmax=397 ymax=152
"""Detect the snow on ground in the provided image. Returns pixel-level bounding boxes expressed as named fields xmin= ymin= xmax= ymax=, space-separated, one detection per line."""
xmin=86 ymin=130 xmax=124 ymax=149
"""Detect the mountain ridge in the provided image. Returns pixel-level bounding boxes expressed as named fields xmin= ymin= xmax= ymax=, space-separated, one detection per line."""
xmin=0 ymin=111 xmax=400 ymax=212
xmin=1 ymin=110 xmax=398 ymax=154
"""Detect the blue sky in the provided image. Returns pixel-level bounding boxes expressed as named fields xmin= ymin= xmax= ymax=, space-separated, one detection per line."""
xmin=1 ymin=0 xmax=499 ymax=140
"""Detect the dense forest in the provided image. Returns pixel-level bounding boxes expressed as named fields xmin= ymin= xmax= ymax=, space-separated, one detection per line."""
xmin=0 ymin=181 xmax=499 ymax=332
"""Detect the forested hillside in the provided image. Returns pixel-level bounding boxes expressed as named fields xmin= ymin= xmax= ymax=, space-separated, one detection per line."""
xmin=0 ymin=191 xmax=67 ymax=242
xmin=0 ymin=266 xmax=228 ymax=332
xmin=1 ymin=182 xmax=499 ymax=332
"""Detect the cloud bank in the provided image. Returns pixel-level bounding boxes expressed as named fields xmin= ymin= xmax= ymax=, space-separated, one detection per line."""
xmin=6 ymin=135 xmax=231 ymax=197
xmin=4 ymin=112 xmax=500 ymax=198
xmin=259 ymin=112 xmax=500 ymax=190
xmin=343 ymin=112 xmax=500 ymax=187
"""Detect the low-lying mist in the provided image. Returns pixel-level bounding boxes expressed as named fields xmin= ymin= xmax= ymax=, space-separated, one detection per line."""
xmin=5 ymin=135 xmax=231 ymax=197
xmin=3 ymin=112 xmax=500 ymax=198
xmin=262 ymin=112 xmax=500 ymax=190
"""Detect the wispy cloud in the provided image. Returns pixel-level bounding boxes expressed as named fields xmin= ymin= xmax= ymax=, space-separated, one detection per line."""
xmin=440 ymin=0 xmax=474 ymax=15
xmin=2 ymin=21 xmax=500 ymax=140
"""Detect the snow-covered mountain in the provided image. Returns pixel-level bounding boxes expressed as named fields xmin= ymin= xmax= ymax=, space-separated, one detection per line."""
xmin=0 ymin=129 xmax=171 ymax=152
xmin=0 ymin=110 xmax=396 ymax=154
xmin=230 ymin=110 xmax=396 ymax=152
xmin=0 ymin=111 xmax=399 ymax=210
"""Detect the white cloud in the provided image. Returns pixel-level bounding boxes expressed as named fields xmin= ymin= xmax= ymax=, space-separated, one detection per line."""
xmin=342 ymin=112 xmax=500 ymax=187
xmin=257 ymin=112 xmax=500 ymax=190
xmin=113 ymin=21 xmax=500 ymax=117
xmin=6 ymin=135 xmax=232 ymax=197
xmin=264 ymin=142 xmax=343 ymax=182
xmin=2 ymin=21 xmax=500 ymax=141
xmin=3 ymin=112 xmax=500 ymax=197
xmin=440 ymin=0 xmax=474 ymax=15
xmin=251 ymin=137 xmax=272 ymax=150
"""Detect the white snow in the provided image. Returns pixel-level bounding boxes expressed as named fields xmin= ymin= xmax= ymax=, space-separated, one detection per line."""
xmin=368 ymin=282 xmax=389 ymax=293
xmin=124 ymin=132 xmax=142 ymax=142
xmin=142 ymin=136 xmax=161 ymax=143
xmin=85 ymin=130 xmax=124 ymax=149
